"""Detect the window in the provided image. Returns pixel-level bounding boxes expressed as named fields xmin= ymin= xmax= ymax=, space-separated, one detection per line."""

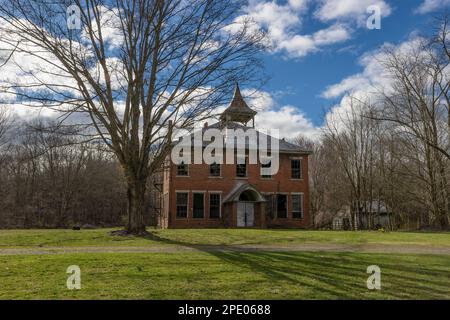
xmin=236 ymin=161 xmax=247 ymax=177
xmin=209 ymin=163 xmax=221 ymax=177
xmin=176 ymin=192 xmax=188 ymax=218
xmin=193 ymin=193 xmax=204 ymax=218
xmin=209 ymin=193 xmax=221 ymax=219
xmin=177 ymin=162 xmax=189 ymax=176
xmin=261 ymin=161 xmax=272 ymax=179
xmin=292 ymin=194 xmax=303 ymax=219
xmin=277 ymin=194 xmax=287 ymax=218
xmin=291 ymin=159 xmax=302 ymax=179
xmin=264 ymin=194 xmax=275 ymax=219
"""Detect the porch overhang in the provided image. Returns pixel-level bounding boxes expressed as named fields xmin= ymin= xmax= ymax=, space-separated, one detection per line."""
xmin=223 ymin=182 xmax=267 ymax=203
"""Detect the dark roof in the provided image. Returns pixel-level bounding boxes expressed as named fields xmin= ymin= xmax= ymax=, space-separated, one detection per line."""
xmin=220 ymin=84 xmax=257 ymax=123
xmin=172 ymin=84 xmax=312 ymax=154
xmin=176 ymin=121 xmax=312 ymax=154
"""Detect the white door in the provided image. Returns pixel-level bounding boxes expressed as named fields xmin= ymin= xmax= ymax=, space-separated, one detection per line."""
xmin=246 ymin=203 xmax=254 ymax=226
xmin=237 ymin=202 xmax=254 ymax=227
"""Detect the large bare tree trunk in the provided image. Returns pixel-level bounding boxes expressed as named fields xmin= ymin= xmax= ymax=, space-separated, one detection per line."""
xmin=126 ymin=179 xmax=147 ymax=234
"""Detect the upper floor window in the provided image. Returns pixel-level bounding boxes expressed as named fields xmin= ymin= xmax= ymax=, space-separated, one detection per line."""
xmin=292 ymin=194 xmax=303 ymax=219
xmin=261 ymin=161 xmax=272 ymax=179
xmin=177 ymin=162 xmax=189 ymax=176
xmin=291 ymin=159 xmax=302 ymax=179
xmin=236 ymin=161 xmax=247 ymax=177
xmin=209 ymin=163 xmax=221 ymax=177
xmin=176 ymin=192 xmax=188 ymax=218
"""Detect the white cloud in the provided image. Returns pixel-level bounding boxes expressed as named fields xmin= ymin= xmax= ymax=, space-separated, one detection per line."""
xmin=315 ymin=0 xmax=391 ymax=24
xmin=288 ymin=0 xmax=309 ymax=11
xmin=312 ymin=23 xmax=351 ymax=45
xmin=229 ymin=0 xmax=352 ymax=58
xmin=257 ymin=105 xmax=320 ymax=139
xmin=81 ymin=6 xmax=124 ymax=49
xmin=415 ymin=0 xmax=450 ymax=14
xmin=321 ymin=74 xmax=370 ymax=99
xmin=278 ymin=23 xmax=351 ymax=57
xmin=323 ymin=38 xmax=425 ymax=99
xmin=321 ymin=37 xmax=426 ymax=127
xmin=242 ymin=88 xmax=320 ymax=139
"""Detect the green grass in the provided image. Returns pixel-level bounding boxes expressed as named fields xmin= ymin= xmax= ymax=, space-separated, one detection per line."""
xmin=0 ymin=228 xmax=449 ymax=248
xmin=0 ymin=229 xmax=449 ymax=299
xmin=0 ymin=251 xmax=448 ymax=299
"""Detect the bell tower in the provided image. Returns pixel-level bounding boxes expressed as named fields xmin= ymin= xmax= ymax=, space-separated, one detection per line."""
xmin=220 ymin=83 xmax=257 ymax=127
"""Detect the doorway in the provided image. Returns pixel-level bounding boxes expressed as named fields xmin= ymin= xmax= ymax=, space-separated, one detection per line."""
xmin=237 ymin=202 xmax=254 ymax=227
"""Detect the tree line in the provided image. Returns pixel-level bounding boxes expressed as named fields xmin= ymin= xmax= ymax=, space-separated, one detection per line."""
xmin=0 ymin=117 xmax=162 ymax=228
xmin=300 ymin=17 xmax=450 ymax=230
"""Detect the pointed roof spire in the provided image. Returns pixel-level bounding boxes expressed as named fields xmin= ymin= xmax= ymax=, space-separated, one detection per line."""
xmin=233 ymin=82 xmax=243 ymax=99
xmin=220 ymin=83 xmax=257 ymax=125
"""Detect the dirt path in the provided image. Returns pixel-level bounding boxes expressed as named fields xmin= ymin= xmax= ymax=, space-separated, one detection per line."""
xmin=1 ymin=243 xmax=449 ymax=255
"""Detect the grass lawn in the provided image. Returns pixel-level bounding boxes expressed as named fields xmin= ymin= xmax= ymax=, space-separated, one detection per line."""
xmin=0 ymin=228 xmax=449 ymax=248
xmin=0 ymin=251 xmax=448 ymax=299
xmin=0 ymin=229 xmax=449 ymax=299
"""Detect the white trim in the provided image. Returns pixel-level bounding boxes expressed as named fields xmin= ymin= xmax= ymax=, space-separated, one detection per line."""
xmin=291 ymin=193 xmax=304 ymax=219
xmin=176 ymin=163 xmax=189 ymax=177
xmin=290 ymin=158 xmax=303 ymax=179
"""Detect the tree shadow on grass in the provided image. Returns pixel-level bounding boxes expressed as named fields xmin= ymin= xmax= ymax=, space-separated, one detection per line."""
xmin=143 ymin=232 xmax=450 ymax=299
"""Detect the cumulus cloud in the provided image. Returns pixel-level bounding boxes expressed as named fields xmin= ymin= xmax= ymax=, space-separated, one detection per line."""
xmin=322 ymin=38 xmax=425 ymax=99
xmin=278 ymin=23 xmax=351 ymax=57
xmin=229 ymin=0 xmax=352 ymax=58
xmin=242 ymin=89 xmax=320 ymax=139
xmin=288 ymin=0 xmax=309 ymax=11
xmin=321 ymin=37 xmax=425 ymax=126
xmin=415 ymin=0 xmax=450 ymax=14
xmin=315 ymin=0 xmax=392 ymax=24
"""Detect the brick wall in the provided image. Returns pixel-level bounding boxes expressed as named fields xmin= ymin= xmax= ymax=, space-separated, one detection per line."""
xmin=161 ymin=152 xmax=310 ymax=228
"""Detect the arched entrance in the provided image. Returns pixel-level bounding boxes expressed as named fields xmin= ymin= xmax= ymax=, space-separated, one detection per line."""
xmin=223 ymin=183 xmax=267 ymax=228
xmin=236 ymin=189 xmax=265 ymax=227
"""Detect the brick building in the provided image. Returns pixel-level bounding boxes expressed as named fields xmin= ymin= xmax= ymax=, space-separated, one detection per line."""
xmin=159 ymin=85 xmax=311 ymax=229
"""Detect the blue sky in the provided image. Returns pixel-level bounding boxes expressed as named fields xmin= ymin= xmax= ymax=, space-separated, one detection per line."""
xmin=1 ymin=0 xmax=450 ymax=139
xmin=240 ymin=0 xmax=450 ymax=133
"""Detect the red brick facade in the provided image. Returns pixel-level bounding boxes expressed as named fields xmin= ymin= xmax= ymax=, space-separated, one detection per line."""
xmin=159 ymin=152 xmax=310 ymax=229
xmin=158 ymin=84 xmax=310 ymax=229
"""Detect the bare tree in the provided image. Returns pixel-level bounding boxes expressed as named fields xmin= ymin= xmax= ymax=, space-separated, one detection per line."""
xmin=370 ymin=36 xmax=450 ymax=228
xmin=0 ymin=107 xmax=10 ymax=147
xmin=324 ymin=97 xmax=379 ymax=230
xmin=0 ymin=0 xmax=264 ymax=234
